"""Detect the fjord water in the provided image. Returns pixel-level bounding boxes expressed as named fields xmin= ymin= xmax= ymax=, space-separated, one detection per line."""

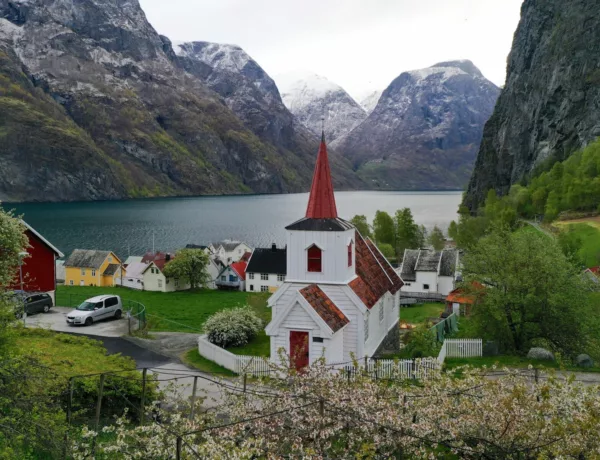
xmin=7 ymin=191 xmax=461 ymax=259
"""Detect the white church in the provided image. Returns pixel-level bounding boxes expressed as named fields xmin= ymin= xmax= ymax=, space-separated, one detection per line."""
xmin=265 ymin=133 xmax=403 ymax=369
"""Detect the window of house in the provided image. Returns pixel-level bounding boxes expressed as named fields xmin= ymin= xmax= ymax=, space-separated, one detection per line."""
xmin=261 ymin=286 xmax=269 ymax=292
xmin=261 ymin=273 xmax=268 ymax=281
xmin=221 ymin=276 xmax=226 ymax=281
xmin=175 ymin=279 xmax=179 ymax=288
xmin=69 ymin=280 xmax=73 ymax=286
xmin=348 ymin=241 xmax=353 ymax=267
xmin=307 ymin=245 xmax=322 ymax=272
xmin=248 ymin=273 xmax=254 ymax=280
xmin=229 ymin=274 xmax=238 ymax=282
xmin=423 ymin=284 xmax=430 ymax=290
xmin=91 ymin=270 xmax=96 ymax=277
xmin=158 ymin=279 xmax=163 ymax=288
xmin=249 ymin=284 xmax=254 ymax=291
xmin=277 ymin=274 xmax=285 ymax=282
xmin=364 ymin=314 xmax=369 ymax=341
xmin=379 ymin=302 xmax=384 ymax=322
xmin=108 ymin=256 xmax=112 ymax=262
xmin=405 ymin=282 xmax=411 ymax=286
xmin=80 ymin=268 xmax=86 ymax=276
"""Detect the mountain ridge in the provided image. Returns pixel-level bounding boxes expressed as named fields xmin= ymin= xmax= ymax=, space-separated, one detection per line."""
xmin=333 ymin=60 xmax=500 ymax=190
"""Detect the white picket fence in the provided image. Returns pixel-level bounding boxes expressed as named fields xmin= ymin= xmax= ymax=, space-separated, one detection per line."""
xmin=361 ymin=357 xmax=440 ymax=380
xmin=197 ymin=335 xmax=271 ymax=376
xmin=438 ymin=339 xmax=483 ymax=364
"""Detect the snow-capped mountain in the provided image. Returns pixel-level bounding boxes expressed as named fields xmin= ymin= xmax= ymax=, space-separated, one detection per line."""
xmin=276 ymin=71 xmax=367 ymax=141
xmin=333 ymin=60 xmax=500 ymax=190
xmin=358 ymin=90 xmax=382 ymax=114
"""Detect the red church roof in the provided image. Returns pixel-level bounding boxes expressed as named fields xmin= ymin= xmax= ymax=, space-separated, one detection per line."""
xmin=350 ymin=231 xmax=404 ymax=309
xmin=305 ymin=133 xmax=338 ymax=219
xmin=300 ymin=284 xmax=349 ymax=332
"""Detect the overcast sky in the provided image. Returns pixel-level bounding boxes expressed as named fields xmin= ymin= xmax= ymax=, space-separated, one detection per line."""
xmin=139 ymin=0 xmax=524 ymax=100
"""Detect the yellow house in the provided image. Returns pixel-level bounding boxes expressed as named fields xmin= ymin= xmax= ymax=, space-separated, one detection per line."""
xmin=65 ymin=249 xmax=123 ymax=287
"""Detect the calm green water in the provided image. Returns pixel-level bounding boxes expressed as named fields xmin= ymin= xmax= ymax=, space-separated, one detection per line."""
xmin=6 ymin=191 xmax=462 ymax=259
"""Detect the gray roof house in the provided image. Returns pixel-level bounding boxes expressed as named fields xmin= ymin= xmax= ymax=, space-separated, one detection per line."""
xmin=399 ymin=248 xmax=459 ymax=298
xmin=65 ymin=249 xmax=112 ymax=269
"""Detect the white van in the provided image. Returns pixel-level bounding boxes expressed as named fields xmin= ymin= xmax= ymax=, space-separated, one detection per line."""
xmin=66 ymin=295 xmax=123 ymax=326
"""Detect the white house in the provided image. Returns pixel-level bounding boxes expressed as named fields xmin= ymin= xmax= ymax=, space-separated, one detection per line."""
xmin=399 ymin=248 xmax=459 ymax=296
xmin=117 ymin=261 xmax=148 ymax=290
xmin=265 ymin=133 xmax=403 ymax=370
xmin=140 ymin=252 xmax=190 ymax=292
xmin=246 ymin=244 xmax=286 ymax=293
xmin=209 ymin=241 xmax=252 ymax=264
xmin=206 ymin=258 xmax=225 ymax=289
xmin=215 ymin=261 xmax=247 ymax=291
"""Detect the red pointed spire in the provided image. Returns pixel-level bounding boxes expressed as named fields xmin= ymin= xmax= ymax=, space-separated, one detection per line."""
xmin=305 ymin=131 xmax=338 ymax=219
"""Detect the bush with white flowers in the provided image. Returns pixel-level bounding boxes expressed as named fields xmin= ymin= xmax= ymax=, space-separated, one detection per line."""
xmin=204 ymin=307 xmax=263 ymax=348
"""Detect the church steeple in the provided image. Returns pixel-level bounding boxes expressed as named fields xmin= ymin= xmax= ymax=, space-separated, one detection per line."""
xmin=305 ymin=130 xmax=338 ymax=219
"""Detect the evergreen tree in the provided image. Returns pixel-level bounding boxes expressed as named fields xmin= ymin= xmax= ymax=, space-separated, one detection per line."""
xmin=350 ymin=215 xmax=372 ymax=238
xmin=373 ymin=211 xmax=395 ymax=246
xmin=395 ymin=208 xmax=423 ymax=255
xmin=428 ymin=225 xmax=445 ymax=251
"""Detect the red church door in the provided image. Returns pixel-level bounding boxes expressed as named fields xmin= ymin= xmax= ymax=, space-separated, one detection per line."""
xmin=290 ymin=331 xmax=309 ymax=370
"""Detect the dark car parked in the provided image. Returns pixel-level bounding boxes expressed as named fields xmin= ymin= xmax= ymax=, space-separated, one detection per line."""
xmin=13 ymin=292 xmax=53 ymax=318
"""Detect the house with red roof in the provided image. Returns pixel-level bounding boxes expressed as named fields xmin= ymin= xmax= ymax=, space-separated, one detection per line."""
xmin=140 ymin=252 xmax=190 ymax=292
xmin=445 ymin=282 xmax=485 ymax=316
xmin=216 ymin=261 xmax=247 ymax=291
xmin=265 ymin=133 xmax=404 ymax=369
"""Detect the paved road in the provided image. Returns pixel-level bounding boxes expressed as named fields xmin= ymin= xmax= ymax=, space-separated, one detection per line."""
xmin=25 ymin=306 xmax=129 ymax=337
xmin=82 ymin=334 xmax=231 ymax=408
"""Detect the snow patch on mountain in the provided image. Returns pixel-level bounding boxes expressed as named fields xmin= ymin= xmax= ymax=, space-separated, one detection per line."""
xmin=276 ymin=71 xmax=367 ymax=141
xmin=176 ymin=41 xmax=251 ymax=73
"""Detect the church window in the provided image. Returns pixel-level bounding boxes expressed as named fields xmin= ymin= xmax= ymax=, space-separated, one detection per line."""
xmin=307 ymin=245 xmax=322 ymax=272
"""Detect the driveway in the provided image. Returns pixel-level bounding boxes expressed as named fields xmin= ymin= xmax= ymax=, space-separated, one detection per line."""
xmin=24 ymin=306 xmax=129 ymax=337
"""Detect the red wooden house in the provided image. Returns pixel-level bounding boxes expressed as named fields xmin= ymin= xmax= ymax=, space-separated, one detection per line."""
xmin=10 ymin=221 xmax=64 ymax=302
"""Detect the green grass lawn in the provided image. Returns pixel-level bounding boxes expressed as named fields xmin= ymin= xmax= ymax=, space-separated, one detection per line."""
xmin=553 ymin=222 xmax=600 ymax=268
xmin=56 ymin=285 xmax=270 ymax=333
xmin=181 ymin=348 xmax=236 ymax=376
xmin=14 ymin=328 xmax=136 ymax=377
xmin=444 ymin=355 xmax=600 ymax=373
xmin=400 ymin=302 xmax=444 ymax=325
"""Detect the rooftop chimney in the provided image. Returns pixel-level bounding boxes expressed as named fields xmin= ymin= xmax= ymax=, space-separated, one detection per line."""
xmin=165 ymin=253 xmax=171 ymax=261
xmin=271 ymin=243 xmax=277 ymax=252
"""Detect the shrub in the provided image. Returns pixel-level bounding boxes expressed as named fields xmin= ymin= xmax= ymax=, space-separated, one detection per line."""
xmin=401 ymin=325 xmax=439 ymax=359
xmin=527 ymin=347 xmax=554 ymax=361
xmin=204 ymin=307 xmax=263 ymax=348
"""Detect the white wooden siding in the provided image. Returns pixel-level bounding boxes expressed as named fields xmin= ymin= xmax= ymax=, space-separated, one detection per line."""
xmin=437 ymin=275 xmax=455 ymax=296
xmin=246 ymin=272 xmax=284 ymax=292
xmin=319 ymin=284 xmax=362 ymax=361
xmin=286 ymin=228 xmax=356 ymax=283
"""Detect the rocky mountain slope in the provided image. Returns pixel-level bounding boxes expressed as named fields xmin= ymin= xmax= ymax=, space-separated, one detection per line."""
xmin=359 ymin=90 xmax=382 ymax=114
xmin=333 ymin=60 xmax=500 ymax=190
xmin=277 ymin=71 xmax=367 ymax=142
xmin=0 ymin=0 xmax=358 ymax=202
xmin=464 ymin=0 xmax=600 ymax=210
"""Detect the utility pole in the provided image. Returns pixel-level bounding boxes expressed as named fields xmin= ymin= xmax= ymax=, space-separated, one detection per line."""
xmin=18 ymin=251 xmax=28 ymax=326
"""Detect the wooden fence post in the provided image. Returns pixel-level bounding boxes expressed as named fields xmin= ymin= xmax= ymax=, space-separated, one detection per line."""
xmin=534 ymin=368 xmax=539 ymax=383
xmin=140 ymin=368 xmax=147 ymax=425
xmin=243 ymin=373 xmax=247 ymax=393
xmin=67 ymin=377 xmax=74 ymax=426
xmin=189 ymin=376 xmax=198 ymax=420
xmin=94 ymin=374 xmax=105 ymax=433
xmin=176 ymin=437 xmax=182 ymax=460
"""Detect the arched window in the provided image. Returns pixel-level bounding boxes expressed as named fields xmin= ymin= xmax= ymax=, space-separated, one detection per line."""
xmin=348 ymin=241 xmax=353 ymax=267
xmin=307 ymin=245 xmax=322 ymax=272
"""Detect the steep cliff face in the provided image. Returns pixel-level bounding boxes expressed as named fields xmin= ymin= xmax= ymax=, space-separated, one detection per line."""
xmin=334 ymin=60 xmax=500 ymax=190
xmin=464 ymin=0 xmax=600 ymax=210
xmin=276 ymin=71 xmax=367 ymax=142
xmin=0 ymin=0 xmax=358 ymax=202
